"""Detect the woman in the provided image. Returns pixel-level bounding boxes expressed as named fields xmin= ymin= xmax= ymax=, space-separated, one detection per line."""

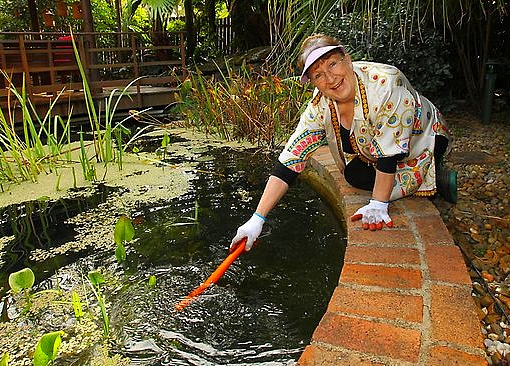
xmin=231 ymin=34 xmax=457 ymax=251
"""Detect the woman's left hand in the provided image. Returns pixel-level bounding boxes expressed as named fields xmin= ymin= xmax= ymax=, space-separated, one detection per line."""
xmin=351 ymin=199 xmax=394 ymax=230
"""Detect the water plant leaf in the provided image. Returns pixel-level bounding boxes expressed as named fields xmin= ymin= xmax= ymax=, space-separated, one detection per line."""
xmin=8 ymin=268 xmax=35 ymax=293
xmin=161 ymin=134 xmax=170 ymax=148
xmin=115 ymin=243 xmax=127 ymax=262
xmin=114 ymin=215 xmax=135 ymax=246
xmin=148 ymin=275 xmax=157 ymax=287
xmin=88 ymin=270 xmax=105 ymax=286
xmin=71 ymin=291 xmax=84 ymax=319
xmin=0 ymin=352 xmax=8 ymax=366
xmin=33 ymin=331 xmax=64 ymax=366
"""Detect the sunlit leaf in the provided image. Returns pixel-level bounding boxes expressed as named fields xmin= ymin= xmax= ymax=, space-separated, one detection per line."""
xmin=115 ymin=243 xmax=127 ymax=262
xmin=33 ymin=331 xmax=64 ymax=366
xmin=88 ymin=270 xmax=105 ymax=286
xmin=8 ymin=268 xmax=35 ymax=293
xmin=71 ymin=291 xmax=84 ymax=319
xmin=114 ymin=215 xmax=135 ymax=246
xmin=0 ymin=352 xmax=9 ymax=366
xmin=148 ymin=275 xmax=157 ymax=287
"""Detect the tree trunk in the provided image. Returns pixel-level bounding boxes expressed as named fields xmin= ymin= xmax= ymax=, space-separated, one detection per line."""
xmin=27 ymin=0 xmax=40 ymax=33
xmin=230 ymin=0 xmax=270 ymax=52
xmin=184 ymin=0 xmax=196 ymax=59
xmin=205 ymin=0 xmax=217 ymax=49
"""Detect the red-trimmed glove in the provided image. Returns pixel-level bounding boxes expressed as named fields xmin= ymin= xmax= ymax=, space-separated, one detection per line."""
xmin=351 ymin=199 xmax=393 ymax=230
xmin=230 ymin=213 xmax=265 ymax=252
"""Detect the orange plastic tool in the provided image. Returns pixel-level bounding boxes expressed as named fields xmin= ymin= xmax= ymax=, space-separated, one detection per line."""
xmin=175 ymin=238 xmax=247 ymax=311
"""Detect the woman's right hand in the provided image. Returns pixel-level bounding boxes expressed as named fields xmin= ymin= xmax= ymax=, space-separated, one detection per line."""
xmin=230 ymin=213 xmax=266 ymax=251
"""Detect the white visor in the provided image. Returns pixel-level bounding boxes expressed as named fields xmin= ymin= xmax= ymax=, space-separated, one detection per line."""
xmin=300 ymin=45 xmax=345 ymax=84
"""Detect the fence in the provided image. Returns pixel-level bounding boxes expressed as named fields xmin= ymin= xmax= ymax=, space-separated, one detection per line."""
xmin=0 ymin=31 xmax=187 ymax=100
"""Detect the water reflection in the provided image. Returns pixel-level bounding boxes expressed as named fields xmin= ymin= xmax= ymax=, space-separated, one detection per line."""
xmin=108 ymin=147 xmax=346 ymax=365
xmin=0 ymin=145 xmax=345 ymax=365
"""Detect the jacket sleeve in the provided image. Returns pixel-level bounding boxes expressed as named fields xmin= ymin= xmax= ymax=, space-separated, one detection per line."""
xmin=276 ymin=96 xmax=328 ymax=175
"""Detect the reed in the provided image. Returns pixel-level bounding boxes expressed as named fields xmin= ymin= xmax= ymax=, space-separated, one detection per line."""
xmin=178 ymin=61 xmax=311 ymax=148
xmin=0 ymin=71 xmax=74 ymax=184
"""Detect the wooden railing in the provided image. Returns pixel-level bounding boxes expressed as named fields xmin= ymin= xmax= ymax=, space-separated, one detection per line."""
xmin=0 ymin=31 xmax=186 ymax=103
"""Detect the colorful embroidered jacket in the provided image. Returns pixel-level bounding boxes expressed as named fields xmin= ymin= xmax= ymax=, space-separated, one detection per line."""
xmin=277 ymin=61 xmax=452 ymax=200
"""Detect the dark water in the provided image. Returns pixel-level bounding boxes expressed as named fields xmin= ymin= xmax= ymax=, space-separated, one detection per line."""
xmin=0 ymin=144 xmax=346 ymax=365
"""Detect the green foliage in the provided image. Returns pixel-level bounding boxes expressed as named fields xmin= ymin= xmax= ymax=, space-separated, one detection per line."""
xmin=33 ymin=331 xmax=64 ymax=366
xmin=0 ymin=352 xmax=8 ymax=366
xmin=87 ymin=270 xmax=109 ymax=337
xmin=0 ymin=72 xmax=74 ymax=184
xmin=178 ymin=62 xmax=311 ymax=148
xmin=71 ymin=291 xmax=84 ymax=319
xmin=114 ymin=215 xmax=135 ymax=262
xmin=323 ymin=12 xmax=453 ymax=105
xmin=8 ymin=268 xmax=35 ymax=294
xmin=148 ymin=275 xmax=157 ymax=287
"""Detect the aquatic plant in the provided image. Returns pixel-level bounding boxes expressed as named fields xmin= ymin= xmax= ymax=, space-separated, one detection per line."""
xmin=0 ymin=352 xmax=8 ymax=365
xmin=78 ymin=130 xmax=97 ymax=181
xmin=33 ymin=331 xmax=64 ymax=366
xmin=8 ymin=267 xmax=35 ymax=310
xmin=87 ymin=270 xmax=110 ymax=337
xmin=114 ymin=215 xmax=135 ymax=263
xmin=71 ymin=291 xmax=84 ymax=319
xmin=177 ymin=61 xmax=311 ymax=148
xmin=70 ymin=33 xmax=140 ymax=171
xmin=0 ymin=72 xmax=74 ymax=184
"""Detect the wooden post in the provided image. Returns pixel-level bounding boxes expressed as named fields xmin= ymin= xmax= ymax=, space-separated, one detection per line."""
xmin=180 ymin=31 xmax=187 ymax=78
xmin=18 ymin=34 xmax=34 ymax=96
xmin=131 ymin=33 xmax=141 ymax=106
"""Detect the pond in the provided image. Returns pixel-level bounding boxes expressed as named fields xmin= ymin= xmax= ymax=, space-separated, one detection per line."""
xmin=0 ymin=141 xmax=346 ymax=365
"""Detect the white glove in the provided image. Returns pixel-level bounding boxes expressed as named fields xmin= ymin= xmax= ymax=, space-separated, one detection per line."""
xmin=351 ymin=199 xmax=393 ymax=230
xmin=230 ymin=213 xmax=266 ymax=251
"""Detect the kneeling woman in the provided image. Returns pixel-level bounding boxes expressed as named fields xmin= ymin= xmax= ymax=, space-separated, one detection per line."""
xmin=231 ymin=34 xmax=457 ymax=250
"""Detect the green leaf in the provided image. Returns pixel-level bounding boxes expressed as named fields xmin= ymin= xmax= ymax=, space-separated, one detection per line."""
xmin=71 ymin=291 xmax=84 ymax=319
xmin=8 ymin=268 xmax=35 ymax=293
xmin=148 ymin=275 xmax=157 ymax=287
xmin=115 ymin=243 xmax=126 ymax=262
xmin=114 ymin=215 xmax=135 ymax=246
xmin=0 ymin=352 xmax=9 ymax=366
xmin=87 ymin=270 xmax=105 ymax=286
xmin=33 ymin=331 xmax=64 ymax=366
xmin=161 ymin=134 xmax=170 ymax=148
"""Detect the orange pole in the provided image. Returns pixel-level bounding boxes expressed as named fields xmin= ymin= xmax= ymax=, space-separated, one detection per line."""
xmin=175 ymin=238 xmax=247 ymax=311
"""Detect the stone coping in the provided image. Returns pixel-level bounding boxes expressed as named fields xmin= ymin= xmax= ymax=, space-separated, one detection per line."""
xmin=297 ymin=146 xmax=488 ymax=365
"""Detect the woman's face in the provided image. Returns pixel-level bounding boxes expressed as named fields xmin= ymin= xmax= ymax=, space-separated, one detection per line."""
xmin=308 ymin=52 xmax=355 ymax=103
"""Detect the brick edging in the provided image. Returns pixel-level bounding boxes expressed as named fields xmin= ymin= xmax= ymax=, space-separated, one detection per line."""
xmin=298 ymin=146 xmax=487 ymax=366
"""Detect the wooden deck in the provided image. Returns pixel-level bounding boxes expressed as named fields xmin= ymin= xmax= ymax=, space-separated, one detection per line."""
xmin=0 ymin=31 xmax=186 ymax=122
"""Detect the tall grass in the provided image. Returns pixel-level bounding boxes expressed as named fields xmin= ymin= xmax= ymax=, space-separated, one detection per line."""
xmin=70 ymin=33 xmax=136 ymax=170
xmin=0 ymin=34 xmax=141 ymax=187
xmin=0 ymin=71 xmax=74 ymax=184
xmin=177 ymin=61 xmax=311 ymax=149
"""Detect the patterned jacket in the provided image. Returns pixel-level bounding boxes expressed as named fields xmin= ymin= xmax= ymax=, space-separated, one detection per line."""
xmin=277 ymin=61 xmax=452 ymax=200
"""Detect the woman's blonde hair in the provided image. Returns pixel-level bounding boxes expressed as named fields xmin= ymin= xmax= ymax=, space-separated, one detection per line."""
xmin=297 ymin=34 xmax=344 ymax=71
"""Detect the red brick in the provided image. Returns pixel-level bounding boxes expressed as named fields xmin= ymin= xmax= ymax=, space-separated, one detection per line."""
xmin=401 ymin=198 xmax=440 ymax=216
xmin=426 ymin=345 xmax=488 ymax=366
xmin=425 ymin=244 xmax=472 ymax=284
xmin=414 ymin=215 xmax=456 ymax=245
xmin=430 ymin=284 xmax=485 ymax=348
xmin=312 ymin=313 xmax=421 ymax=363
xmin=328 ymin=285 xmax=423 ymax=323
xmin=298 ymin=345 xmax=385 ymax=366
xmin=348 ymin=229 xmax=417 ymax=247
xmin=340 ymin=263 xmax=422 ymax=289
xmin=345 ymin=245 xmax=420 ymax=265
xmin=345 ymin=202 xmax=411 ymax=231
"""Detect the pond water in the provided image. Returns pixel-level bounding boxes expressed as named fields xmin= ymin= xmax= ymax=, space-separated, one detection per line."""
xmin=0 ymin=144 xmax=346 ymax=365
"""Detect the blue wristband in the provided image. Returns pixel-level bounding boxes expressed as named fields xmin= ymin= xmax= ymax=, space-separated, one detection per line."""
xmin=253 ymin=212 xmax=267 ymax=221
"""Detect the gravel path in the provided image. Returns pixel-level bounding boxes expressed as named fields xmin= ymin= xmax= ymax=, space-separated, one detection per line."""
xmin=433 ymin=112 xmax=510 ymax=365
